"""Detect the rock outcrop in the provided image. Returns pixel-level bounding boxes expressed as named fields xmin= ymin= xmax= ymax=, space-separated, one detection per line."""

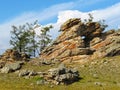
xmin=0 ymin=49 xmax=29 ymax=62
xmin=0 ymin=49 xmax=29 ymax=72
xmin=91 ymin=30 xmax=120 ymax=59
xmin=40 ymin=18 xmax=120 ymax=63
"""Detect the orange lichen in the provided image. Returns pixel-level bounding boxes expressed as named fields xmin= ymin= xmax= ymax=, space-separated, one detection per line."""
xmin=92 ymin=40 xmax=111 ymax=49
xmin=67 ymin=44 xmax=76 ymax=49
xmin=62 ymin=41 xmax=71 ymax=45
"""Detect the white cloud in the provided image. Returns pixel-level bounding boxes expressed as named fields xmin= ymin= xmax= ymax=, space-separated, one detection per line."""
xmin=0 ymin=1 xmax=120 ymax=53
xmin=0 ymin=2 xmax=74 ymax=51
xmin=51 ymin=2 xmax=120 ymax=36
xmin=0 ymin=0 xmax=99 ymax=51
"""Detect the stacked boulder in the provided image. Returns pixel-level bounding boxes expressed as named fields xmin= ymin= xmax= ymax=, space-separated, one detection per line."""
xmin=40 ymin=18 xmax=120 ymax=63
xmin=39 ymin=64 xmax=79 ymax=85
xmin=0 ymin=49 xmax=29 ymax=73
xmin=0 ymin=49 xmax=29 ymax=62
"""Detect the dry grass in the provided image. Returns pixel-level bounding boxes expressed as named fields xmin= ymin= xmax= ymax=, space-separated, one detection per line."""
xmin=0 ymin=56 xmax=120 ymax=90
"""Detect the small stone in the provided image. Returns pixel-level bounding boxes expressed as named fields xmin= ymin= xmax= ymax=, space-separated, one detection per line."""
xmin=24 ymin=76 xmax=30 ymax=79
xmin=19 ymin=69 xmax=30 ymax=77
xmin=93 ymin=74 xmax=99 ymax=79
xmin=28 ymin=70 xmax=37 ymax=76
xmin=30 ymin=83 xmax=34 ymax=86
xmin=14 ymin=70 xmax=20 ymax=74
xmin=36 ymin=80 xmax=45 ymax=85
xmin=48 ymin=68 xmax=59 ymax=76
xmin=94 ymin=82 xmax=103 ymax=86
xmin=50 ymin=85 xmax=54 ymax=88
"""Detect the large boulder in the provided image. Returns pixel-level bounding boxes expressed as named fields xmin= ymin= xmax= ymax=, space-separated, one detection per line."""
xmin=60 ymin=18 xmax=81 ymax=31
xmin=0 ymin=61 xmax=23 ymax=73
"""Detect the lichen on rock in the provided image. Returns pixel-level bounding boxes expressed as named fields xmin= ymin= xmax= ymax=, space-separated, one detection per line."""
xmin=40 ymin=18 xmax=120 ymax=63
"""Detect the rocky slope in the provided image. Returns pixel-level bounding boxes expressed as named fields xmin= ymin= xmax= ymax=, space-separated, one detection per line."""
xmin=40 ymin=18 xmax=120 ymax=63
xmin=0 ymin=49 xmax=29 ymax=72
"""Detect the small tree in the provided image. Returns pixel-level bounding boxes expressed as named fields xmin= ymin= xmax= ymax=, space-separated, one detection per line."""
xmin=84 ymin=13 xmax=108 ymax=31
xmin=88 ymin=13 xmax=93 ymax=22
xmin=38 ymin=25 xmax=53 ymax=53
xmin=10 ymin=25 xmax=31 ymax=53
xmin=10 ymin=21 xmax=53 ymax=57
xmin=10 ymin=21 xmax=40 ymax=57
xmin=98 ymin=19 xmax=108 ymax=30
xmin=26 ymin=21 xmax=40 ymax=57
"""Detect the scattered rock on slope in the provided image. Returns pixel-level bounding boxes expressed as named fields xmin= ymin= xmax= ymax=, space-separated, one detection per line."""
xmin=37 ymin=64 xmax=80 ymax=85
xmin=18 ymin=69 xmax=37 ymax=77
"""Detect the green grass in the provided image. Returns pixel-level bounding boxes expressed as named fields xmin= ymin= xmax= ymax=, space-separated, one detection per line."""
xmin=0 ymin=56 xmax=120 ymax=90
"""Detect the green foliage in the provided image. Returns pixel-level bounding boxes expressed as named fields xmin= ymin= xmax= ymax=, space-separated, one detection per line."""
xmin=34 ymin=76 xmax=44 ymax=81
xmin=84 ymin=13 xmax=94 ymax=23
xmin=88 ymin=13 xmax=94 ymax=22
xmin=98 ymin=19 xmax=108 ymax=30
xmin=38 ymin=25 xmax=53 ymax=52
xmin=10 ymin=21 xmax=53 ymax=57
xmin=25 ymin=21 xmax=39 ymax=57
xmin=10 ymin=25 xmax=31 ymax=53
xmin=10 ymin=21 xmax=39 ymax=57
xmin=84 ymin=13 xmax=108 ymax=31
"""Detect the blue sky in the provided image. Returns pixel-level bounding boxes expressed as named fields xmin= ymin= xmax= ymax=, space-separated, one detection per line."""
xmin=0 ymin=0 xmax=120 ymax=53
xmin=0 ymin=0 xmax=69 ymax=23
xmin=0 ymin=0 xmax=120 ymax=24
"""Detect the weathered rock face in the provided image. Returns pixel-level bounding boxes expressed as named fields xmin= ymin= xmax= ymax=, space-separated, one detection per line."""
xmin=0 ymin=49 xmax=29 ymax=62
xmin=91 ymin=30 xmax=120 ymax=59
xmin=0 ymin=49 xmax=29 ymax=70
xmin=40 ymin=18 xmax=120 ymax=63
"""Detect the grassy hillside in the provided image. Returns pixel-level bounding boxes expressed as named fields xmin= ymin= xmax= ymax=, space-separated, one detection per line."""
xmin=0 ymin=56 xmax=120 ymax=90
